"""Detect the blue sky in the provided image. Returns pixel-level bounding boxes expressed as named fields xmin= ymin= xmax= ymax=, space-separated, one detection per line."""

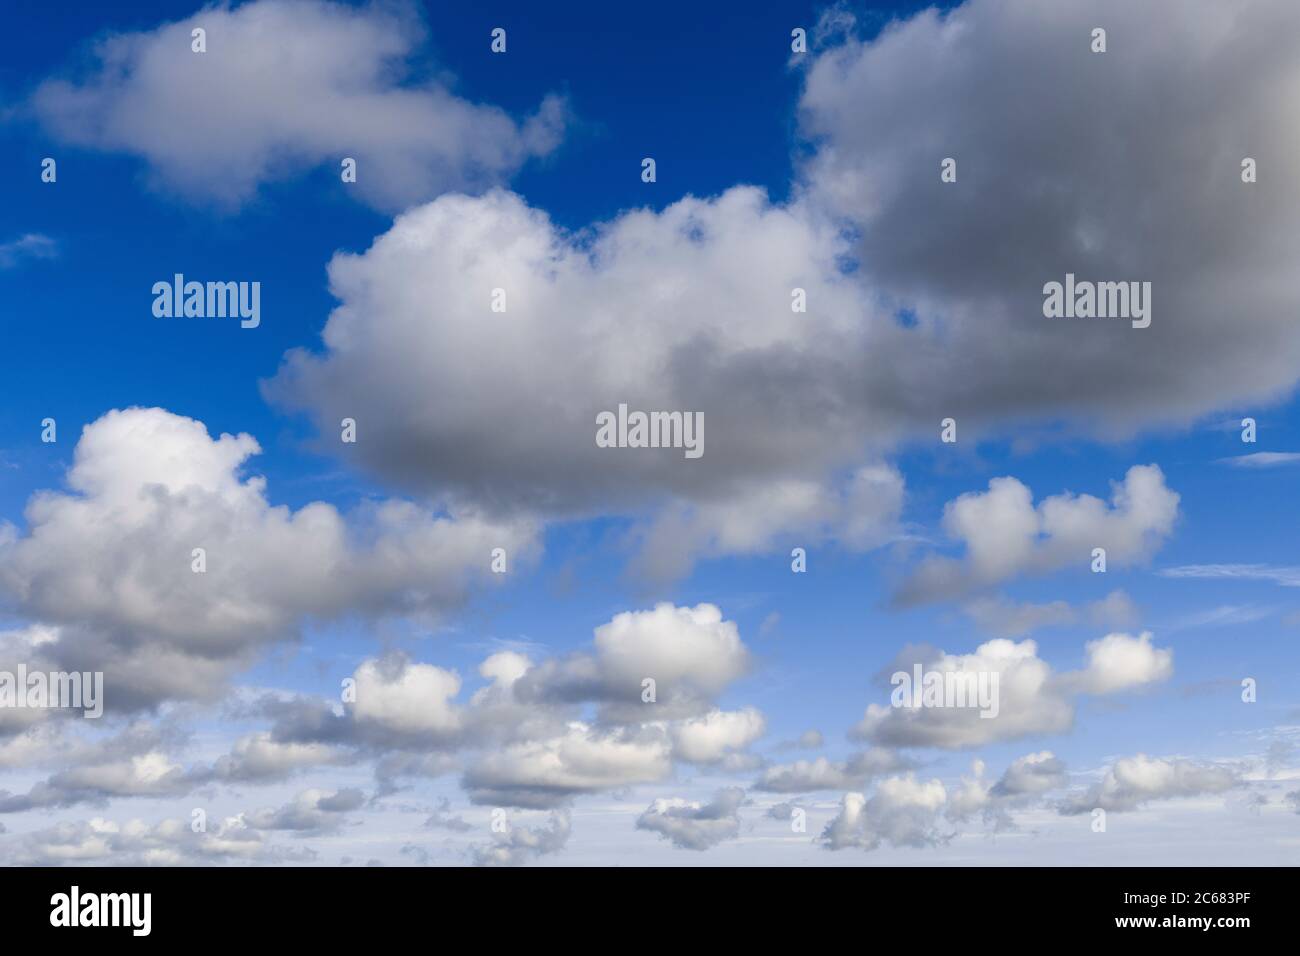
xmin=0 ymin=0 xmax=1298 ymax=865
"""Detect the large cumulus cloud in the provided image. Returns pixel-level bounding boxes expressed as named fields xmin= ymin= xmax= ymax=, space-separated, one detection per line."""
xmin=265 ymin=0 xmax=1300 ymax=559
xmin=0 ymin=407 xmax=537 ymax=711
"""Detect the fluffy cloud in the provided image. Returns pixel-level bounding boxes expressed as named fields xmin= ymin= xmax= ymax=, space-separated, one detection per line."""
xmin=230 ymin=602 xmax=758 ymax=808
xmin=515 ymin=602 xmax=752 ymax=721
xmin=800 ymin=0 xmax=1300 ymax=435
xmin=896 ymin=466 xmax=1179 ymax=605
xmin=636 ymin=787 xmax=744 ymax=851
xmin=1060 ymin=755 xmax=1238 ymax=813
xmin=853 ymin=632 xmax=1172 ymax=749
xmin=992 ymin=752 xmax=1069 ymax=798
xmin=1066 ymin=632 xmax=1172 ymax=694
xmin=31 ymin=0 xmax=564 ymax=210
xmin=669 ymin=708 xmax=765 ymax=765
xmin=258 ymin=0 xmax=1300 ymax=559
xmin=947 ymin=753 xmax=1068 ymax=829
xmin=821 ymin=775 xmax=948 ymax=852
xmin=9 ymin=0 xmax=1293 ymax=865
xmin=0 ymin=407 xmax=536 ymax=711
xmin=265 ymin=187 xmax=907 ymax=582
xmin=268 ymin=185 xmax=875 ymax=498
xmin=350 ymin=657 xmax=463 ymax=741
xmin=462 ymin=723 xmax=672 ymax=809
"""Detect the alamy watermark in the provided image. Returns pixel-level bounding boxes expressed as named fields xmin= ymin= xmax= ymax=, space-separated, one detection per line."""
xmin=891 ymin=664 xmax=999 ymax=719
xmin=50 ymin=886 xmax=150 ymax=936
xmin=152 ymin=274 xmax=260 ymax=328
xmin=0 ymin=665 xmax=103 ymax=718
xmin=1043 ymin=273 xmax=1150 ymax=328
xmin=596 ymin=403 xmax=703 ymax=459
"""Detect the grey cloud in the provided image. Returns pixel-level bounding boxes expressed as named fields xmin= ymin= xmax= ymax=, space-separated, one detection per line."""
xmin=469 ymin=811 xmax=570 ymax=867
xmin=242 ymin=788 xmax=365 ymax=832
xmin=800 ymin=0 xmax=1300 ymax=438
xmin=754 ymin=749 xmax=911 ymax=793
xmin=636 ymin=787 xmax=744 ymax=851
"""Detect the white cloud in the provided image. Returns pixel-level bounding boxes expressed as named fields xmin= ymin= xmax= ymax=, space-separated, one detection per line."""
xmin=0 ymin=814 xmax=310 ymax=866
xmin=669 ymin=708 xmax=765 ymax=765
xmin=265 ymin=186 xmax=901 ymax=578
xmin=1218 ymin=452 xmax=1300 ymax=468
xmin=821 ymin=775 xmax=948 ymax=851
xmin=0 ymin=233 xmax=58 ymax=269
xmin=1060 ymin=755 xmax=1238 ymax=813
xmin=462 ymin=723 xmax=672 ymax=809
xmin=0 ymin=752 xmax=194 ymax=813
xmin=853 ymin=632 xmax=1172 ymax=749
xmin=897 ymin=466 xmax=1179 ymax=605
xmin=234 ymin=602 xmax=759 ymax=808
xmin=1160 ymin=564 xmax=1300 ymax=588
xmin=992 ymin=751 xmax=1068 ymax=797
xmin=516 ymin=602 xmax=752 ymax=720
xmin=32 ymin=0 xmax=564 ymax=210
xmin=946 ymin=752 xmax=1068 ymax=829
xmin=0 ymin=407 xmax=537 ymax=710
xmin=1067 ymin=632 xmax=1173 ymax=694
xmin=636 ymin=787 xmax=744 ymax=851
xmin=351 ymin=657 xmax=462 ymax=739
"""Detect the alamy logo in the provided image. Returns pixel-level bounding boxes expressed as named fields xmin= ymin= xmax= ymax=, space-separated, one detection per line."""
xmin=596 ymin=403 xmax=703 ymax=459
xmin=1042 ymin=273 xmax=1151 ymax=328
xmin=152 ymin=274 xmax=261 ymax=328
xmin=890 ymin=665 xmax=1000 ymax=719
xmin=50 ymin=886 xmax=151 ymax=936
xmin=0 ymin=665 xmax=102 ymax=718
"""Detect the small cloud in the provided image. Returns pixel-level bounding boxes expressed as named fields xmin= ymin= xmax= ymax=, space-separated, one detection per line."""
xmin=1217 ymin=452 xmax=1300 ymax=468
xmin=1160 ymin=564 xmax=1300 ymax=588
xmin=0 ymin=234 xmax=58 ymax=269
xmin=1167 ymin=604 xmax=1275 ymax=631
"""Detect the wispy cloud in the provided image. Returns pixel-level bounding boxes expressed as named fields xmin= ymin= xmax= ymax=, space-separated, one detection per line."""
xmin=1217 ymin=452 xmax=1300 ymax=468
xmin=1160 ymin=564 xmax=1300 ymax=588
xmin=0 ymin=233 xmax=58 ymax=269
xmin=1166 ymin=604 xmax=1277 ymax=631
